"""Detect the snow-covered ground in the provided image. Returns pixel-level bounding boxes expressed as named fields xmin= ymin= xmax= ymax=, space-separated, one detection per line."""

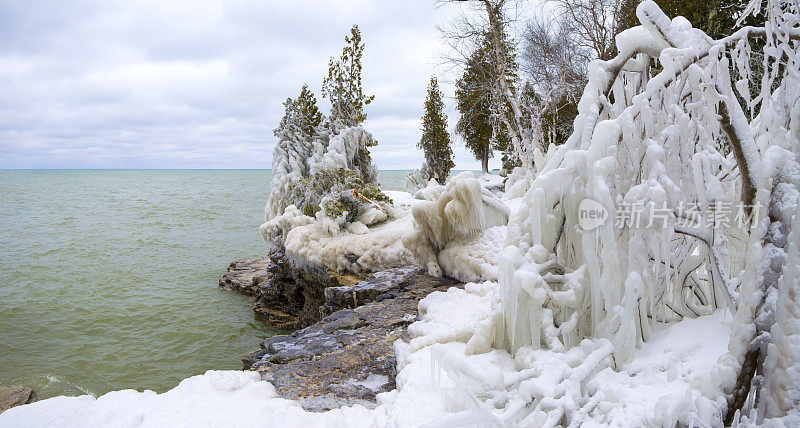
xmin=383 ymin=190 xmax=414 ymax=207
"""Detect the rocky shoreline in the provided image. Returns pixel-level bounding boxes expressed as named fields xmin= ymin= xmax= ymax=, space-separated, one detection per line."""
xmin=219 ymin=240 xmax=460 ymax=411
xmin=0 ymin=386 xmax=35 ymax=414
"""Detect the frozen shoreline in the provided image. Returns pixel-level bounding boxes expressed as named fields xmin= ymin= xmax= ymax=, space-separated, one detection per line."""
xmin=0 ymin=287 xmax=732 ymax=427
xmin=1 ymin=173 xmax=737 ymax=426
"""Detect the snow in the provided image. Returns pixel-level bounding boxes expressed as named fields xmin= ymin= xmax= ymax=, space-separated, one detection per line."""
xmin=383 ymin=190 xmax=414 ymax=207
xmin=352 ymin=374 xmax=389 ymax=393
xmin=284 ymin=207 xmax=414 ymax=273
xmin=0 ymin=371 xmax=373 ymax=427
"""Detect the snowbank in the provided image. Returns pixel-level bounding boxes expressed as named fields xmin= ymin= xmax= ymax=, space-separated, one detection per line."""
xmin=0 ymin=371 xmax=372 ymax=427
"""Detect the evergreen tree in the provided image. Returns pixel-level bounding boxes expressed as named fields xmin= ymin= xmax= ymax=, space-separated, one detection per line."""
xmin=418 ymin=77 xmax=454 ymax=184
xmin=455 ymin=32 xmax=516 ymax=173
xmin=279 ymin=84 xmax=324 ymax=142
xmin=321 ymin=25 xmax=375 ymax=128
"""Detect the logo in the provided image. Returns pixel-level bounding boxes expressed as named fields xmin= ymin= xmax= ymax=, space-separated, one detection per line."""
xmin=578 ymin=198 xmax=608 ymax=231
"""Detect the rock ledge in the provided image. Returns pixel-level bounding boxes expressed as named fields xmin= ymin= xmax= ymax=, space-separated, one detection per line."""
xmin=222 ymin=255 xmax=460 ymax=411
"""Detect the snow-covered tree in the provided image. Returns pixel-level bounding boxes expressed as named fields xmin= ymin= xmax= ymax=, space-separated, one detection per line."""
xmin=477 ymin=0 xmax=800 ymax=423
xmin=280 ymin=84 xmax=323 ymax=142
xmin=321 ymin=25 xmax=375 ymax=128
xmin=265 ymin=82 xmax=386 ymax=235
xmin=418 ymin=77 xmax=454 ymax=184
xmin=266 ymin=86 xmax=321 ymax=220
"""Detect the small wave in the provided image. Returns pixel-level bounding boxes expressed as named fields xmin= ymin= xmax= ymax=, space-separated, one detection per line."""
xmin=37 ymin=374 xmax=96 ymax=398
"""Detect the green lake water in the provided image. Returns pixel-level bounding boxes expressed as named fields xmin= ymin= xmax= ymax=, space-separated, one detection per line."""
xmin=0 ymin=169 xmax=409 ymax=399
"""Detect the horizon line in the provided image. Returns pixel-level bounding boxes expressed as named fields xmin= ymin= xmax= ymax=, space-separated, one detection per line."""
xmin=0 ymin=168 xmax=482 ymax=171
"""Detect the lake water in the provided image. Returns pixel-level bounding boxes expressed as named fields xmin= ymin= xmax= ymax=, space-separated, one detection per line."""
xmin=0 ymin=169 xmax=410 ymax=399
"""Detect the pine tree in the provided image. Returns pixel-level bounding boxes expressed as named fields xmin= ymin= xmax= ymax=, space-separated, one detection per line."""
xmin=418 ymin=77 xmax=454 ymax=184
xmin=455 ymin=32 xmax=516 ymax=173
xmin=278 ymin=84 xmax=324 ymax=142
xmin=321 ymin=25 xmax=375 ymax=128
xmin=295 ymin=84 xmax=323 ymax=140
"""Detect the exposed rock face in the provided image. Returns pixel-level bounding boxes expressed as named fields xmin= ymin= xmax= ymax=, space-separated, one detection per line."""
xmin=219 ymin=257 xmax=270 ymax=296
xmin=222 ymin=236 xmax=463 ymax=411
xmin=219 ymin=236 xmax=364 ymax=329
xmin=0 ymin=386 xmax=35 ymax=413
xmin=232 ymin=265 xmax=460 ymax=411
xmin=321 ymin=265 xmax=419 ymax=314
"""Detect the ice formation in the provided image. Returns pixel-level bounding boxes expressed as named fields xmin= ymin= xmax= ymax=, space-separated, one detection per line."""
xmin=307 ymin=126 xmax=378 ymax=184
xmin=282 ymin=207 xmax=414 ymax=273
xmin=260 ymin=119 xmax=408 ymax=273
xmin=263 ymin=121 xmax=387 ymax=233
xmin=484 ymin=0 xmax=800 ymax=423
xmin=403 ymin=162 xmax=434 ymax=194
xmin=403 ymin=171 xmax=509 ymax=279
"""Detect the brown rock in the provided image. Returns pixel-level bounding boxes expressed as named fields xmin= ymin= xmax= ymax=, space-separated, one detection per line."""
xmin=0 ymin=385 xmax=36 ymax=413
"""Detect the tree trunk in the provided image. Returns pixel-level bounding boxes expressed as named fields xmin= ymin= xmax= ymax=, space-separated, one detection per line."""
xmin=725 ymin=166 xmax=798 ymax=424
xmin=481 ymin=145 xmax=490 ymax=174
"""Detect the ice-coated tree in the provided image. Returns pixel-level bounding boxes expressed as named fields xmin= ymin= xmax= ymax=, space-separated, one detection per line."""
xmin=418 ymin=77 xmax=454 ymax=184
xmin=266 ymin=87 xmax=319 ymax=220
xmin=484 ymin=0 xmax=800 ymax=424
xmin=321 ymin=25 xmax=375 ymax=128
xmin=455 ymin=32 xmax=515 ymax=173
xmin=265 ymin=78 xmax=383 ymax=220
xmin=616 ymin=0 xmax=757 ymax=39
xmin=276 ymin=84 xmax=324 ymax=146
xmin=292 ymin=84 xmax=324 ymax=141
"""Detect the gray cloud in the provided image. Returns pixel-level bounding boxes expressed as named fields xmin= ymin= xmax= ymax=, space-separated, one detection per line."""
xmin=0 ymin=0 xmax=499 ymax=170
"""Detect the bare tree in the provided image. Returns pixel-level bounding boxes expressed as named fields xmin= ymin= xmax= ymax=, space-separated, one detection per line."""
xmin=522 ymin=13 xmax=588 ymax=99
xmin=551 ymin=0 xmax=633 ymax=61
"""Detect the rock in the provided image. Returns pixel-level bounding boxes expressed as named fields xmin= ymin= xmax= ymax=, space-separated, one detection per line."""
xmin=223 ymin=240 xmax=463 ymax=411
xmin=248 ymin=267 xmax=461 ymax=411
xmin=219 ymin=258 xmax=270 ymax=296
xmin=0 ymin=385 xmax=36 ymax=413
xmin=220 ymin=235 xmax=366 ymax=330
xmin=321 ymin=265 xmax=419 ymax=314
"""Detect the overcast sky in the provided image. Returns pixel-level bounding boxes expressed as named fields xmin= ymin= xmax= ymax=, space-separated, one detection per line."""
xmin=0 ymin=0 xmax=508 ymax=170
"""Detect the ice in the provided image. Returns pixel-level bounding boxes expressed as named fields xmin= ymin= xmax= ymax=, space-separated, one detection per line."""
xmin=403 ymin=172 xmax=509 ymax=279
xmin=382 ymin=190 xmax=414 ymax=207
xmin=437 ymin=225 xmax=506 ymax=282
xmin=284 ymin=208 xmax=414 ymax=273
